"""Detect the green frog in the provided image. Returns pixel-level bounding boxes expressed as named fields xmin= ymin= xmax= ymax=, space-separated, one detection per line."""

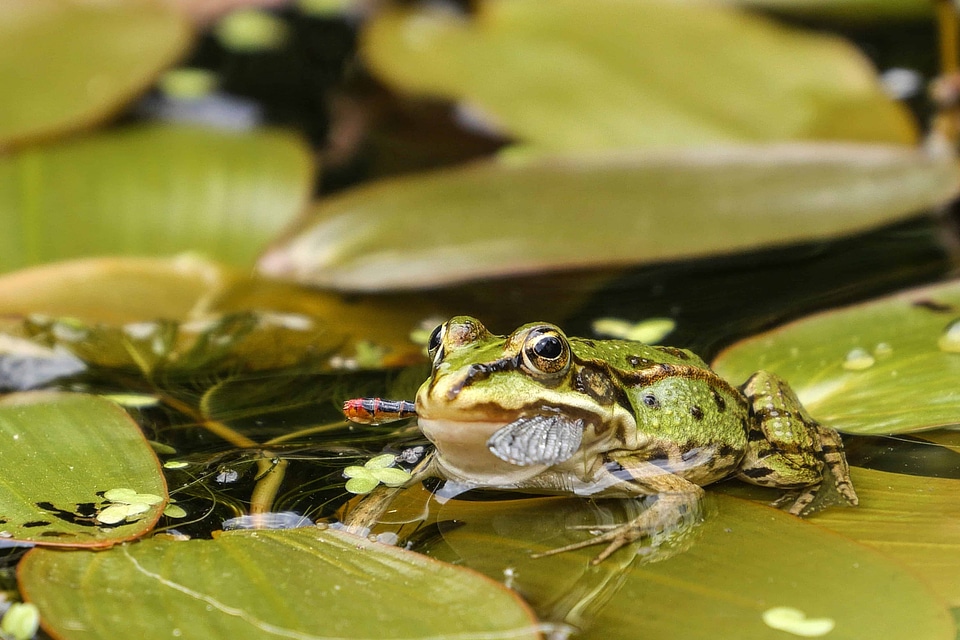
xmin=343 ymin=316 xmax=858 ymax=564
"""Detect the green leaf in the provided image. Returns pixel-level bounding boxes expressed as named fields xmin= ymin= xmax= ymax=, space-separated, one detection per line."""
xmin=0 ymin=392 xmax=166 ymax=547
xmin=362 ymin=0 xmax=916 ymax=152
xmin=811 ymin=467 xmax=960 ymax=607
xmin=390 ymin=491 xmax=953 ymax=639
xmin=18 ymin=527 xmax=540 ymax=640
xmin=0 ymin=257 xmax=432 ymax=370
xmin=371 ymin=467 xmax=412 ymax=487
xmin=0 ymin=124 xmax=314 ymax=271
xmin=712 ymin=279 xmax=960 ymax=434
xmin=259 ymin=145 xmax=958 ymax=291
xmin=345 ymin=475 xmax=380 ymax=495
xmin=0 ymin=0 xmax=193 ymax=146
xmin=0 ymin=602 xmax=40 ymax=640
xmin=365 ymin=453 xmax=398 ymax=469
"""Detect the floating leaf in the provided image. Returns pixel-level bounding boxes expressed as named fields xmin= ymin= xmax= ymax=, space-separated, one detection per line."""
xmin=0 ymin=257 xmax=433 ymax=372
xmin=0 ymin=0 xmax=193 ymax=146
xmin=259 ymin=145 xmax=958 ymax=290
xmin=811 ymin=467 xmax=960 ymax=606
xmin=343 ymin=455 xmax=411 ymax=494
xmin=376 ymin=490 xmax=953 ymax=639
xmin=18 ymin=527 xmax=540 ymax=640
xmin=0 ymin=125 xmax=313 ymax=271
xmin=712 ymin=279 xmax=960 ymax=434
xmin=0 ymin=392 xmax=166 ymax=547
xmin=0 ymin=602 xmax=40 ymax=640
xmin=162 ymin=504 xmax=187 ymax=519
xmin=362 ymin=0 xmax=915 ymax=152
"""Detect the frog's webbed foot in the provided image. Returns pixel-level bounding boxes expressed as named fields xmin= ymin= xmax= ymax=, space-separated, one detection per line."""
xmin=738 ymin=371 xmax=858 ymax=515
xmin=532 ymin=491 xmax=703 ymax=565
xmin=533 ymin=459 xmax=705 ymax=565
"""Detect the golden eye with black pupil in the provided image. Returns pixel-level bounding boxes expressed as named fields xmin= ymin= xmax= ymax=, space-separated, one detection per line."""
xmin=522 ymin=327 xmax=570 ymax=376
xmin=427 ymin=323 xmax=444 ymax=361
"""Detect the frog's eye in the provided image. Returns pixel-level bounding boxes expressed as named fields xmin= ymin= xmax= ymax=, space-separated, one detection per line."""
xmin=427 ymin=323 xmax=444 ymax=360
xmin=522 ymin=328 xmax=570 ymax=376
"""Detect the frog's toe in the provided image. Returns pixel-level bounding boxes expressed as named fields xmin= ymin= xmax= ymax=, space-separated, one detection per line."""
xmin=531 ymin=525 xmax=641 ymax=565
xmin=773 ymin=487 xmax=817 ymax=515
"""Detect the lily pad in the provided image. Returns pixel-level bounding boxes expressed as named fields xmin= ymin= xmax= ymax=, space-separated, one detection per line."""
xmin=259 ymin=145 xmax=958 ymax=290
xmin=712 ymin=278 xmax=960 ymax=434
xmin=17 ymin=526 xmax=541 ymax=640
xmin=0 ymin=0 xmax=193 ymax=146
xmin=810 ymin=467 xmax=960 ymax=607
xmin=0 ymin=124 xmax=314 ymax=271
xmin=0 ymin=257 xmax=434 ymax=373
xmin=0 ymin=392 xmax=166 ymax=547
xmin=373 ymin=489 xmax=952 ymax=639
xmin=361 ymin=0 xmax=915 ymax=152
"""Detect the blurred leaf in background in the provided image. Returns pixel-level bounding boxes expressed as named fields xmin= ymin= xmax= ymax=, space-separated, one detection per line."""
xmin=362 ymin=0 xmax=917 ymax=153
xmin=0 ymin=0 xmax=193 ymax=147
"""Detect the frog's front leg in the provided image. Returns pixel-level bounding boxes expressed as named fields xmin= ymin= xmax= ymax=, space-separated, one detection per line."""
xmin=737 ymin=371 xmax=858 ymax=515
xmin=533 ymin=457 xmax=704 ymax=565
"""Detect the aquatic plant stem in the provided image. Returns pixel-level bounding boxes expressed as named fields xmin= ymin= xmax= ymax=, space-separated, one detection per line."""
xmin=157 ymin=392 xmax=283 ymax=515
xmin=251 ymin=457 xmax=289 ymax=515
xmin=933 ymin=0 xmax=960 ymax=146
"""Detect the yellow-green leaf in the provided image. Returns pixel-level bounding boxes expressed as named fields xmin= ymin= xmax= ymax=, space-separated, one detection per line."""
xmin=379 ymin=490 xmax=952 ymax=639
xmin=712 ymin=279 xmax=960 ymax=434
xmin=812 ymin=467 xmax=960 ymax=606
xmin=0 ymin=0 xmax=193 ymax=147
xmin=362 ymin=0 xmax=915 ymax=152
xmin=0 ymin=124 xmax=314 ymax=271
xmin=259 ymin=145 xmax=958 ymax=291
xmin=18 ymin=527 xmax=540 ymax=640
xmin=0 ymin=392 xmax=166 ymax=547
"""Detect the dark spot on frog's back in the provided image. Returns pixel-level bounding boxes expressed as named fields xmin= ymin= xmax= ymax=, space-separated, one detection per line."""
xmin=711 ymin=388 xmax=726 ymax=412
xmin=689 ymin=405 xmax=704 ymax=421
xmin=655 ymin=346 xmax=690 ymax=360
xmin=716 ymin=443 xmax=738 ymax=459
xmin=740 ymin=467 xmax=774 ymax=478
xmin=579 ymin=339 xmax=596 ymax=347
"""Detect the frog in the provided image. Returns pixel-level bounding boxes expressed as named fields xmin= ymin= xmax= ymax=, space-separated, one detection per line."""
xmin=343 ymin=316 xmax=858 ymax=564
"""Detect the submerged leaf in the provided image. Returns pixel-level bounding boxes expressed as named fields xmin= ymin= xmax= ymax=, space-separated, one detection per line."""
xmin=0 ymin=0 xmax=192 ymax=146
xmin=260 ymin=145 xmax=958 ymax=290
xmin=362 ymin=0 xmax=915 ymax=152
xmin=18 ymin=527 xmax=540 ymax=640
xmin=0 ymin=392 xmax=166 ymax=547
xmin=712 ymin=279 xmax=960 ymax=434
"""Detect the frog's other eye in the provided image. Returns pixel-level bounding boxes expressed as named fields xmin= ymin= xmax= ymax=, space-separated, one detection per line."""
xmin=522 ymin=328 xmax=570 ymax=376
xmin=427 ymin=323 xmax=445 ymax=362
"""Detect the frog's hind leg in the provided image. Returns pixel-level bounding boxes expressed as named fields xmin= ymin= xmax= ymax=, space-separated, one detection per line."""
xmin=814 ymin=423 xmax=858 ymax=508
xmin=737 ymin=371 xmax=858 ymax=515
